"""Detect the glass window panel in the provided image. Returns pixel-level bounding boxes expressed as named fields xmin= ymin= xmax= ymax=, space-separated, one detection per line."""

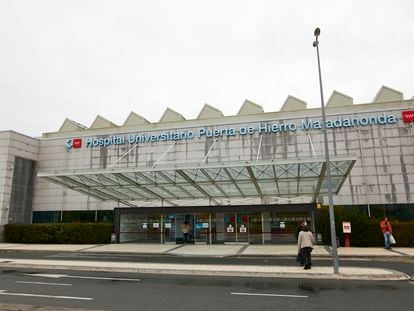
xmin=122 ymin=186 xmax=157 ymax=199
xmin=119 ymin=187 xmax=146 ymax=199
xmin=236 ymin=182 xmax=259 ymax=195
xmin=32 ymin=211 xmax=60 ymax=223
xmin=258 ymin=182 xmax=277 ymax=195
xmin=64 ymin=175 xmax=94 ymax=187
xmin=96 ymin=174 xmax=121 ymax=186
xmin=252 ymin=166 xmax=275 ymax=179
xmin=158 ymin=186 xmax=183 ymax=198
xmin=332 ymin=160 xmax=351 ymax=174
xmin=120 ymin=214 xmax=161 ymax=243
xmin=106 ymin=174 xmax=131 ymax=186
xmin=102 ymin=187 xmax=131 ymax=199
xmin=298 ymin=183 xmax=317 ymax=194
xmin=49 ymin=176 xmax=72 ymax=188
xmin=180 ymin=185 xmax=205 ymax=197
xmin=274 ymin=164 xmax=298 ymax=178
xmin=160 ymin=185 xmax=192 ymax=198
xmin=119 ymin=172 xmax=138 ymax=182
xmin=142 ymin=186 xmax=177 ymax=198
xmin=158 ymin=170 xmax=187 ymax=183
xmin=152 ymin=171 xmax=174 ymax=184
xmin=216 ymin=183 xmax=242 ymax=196
xmin=135 ymin=172 xmax=156 ymax=185
xmin=80 ymin=175 xmax=109 ymax=186
xmin=198 ymin=184 xmax=223 ymax=196
xmin=181 ymin=169 xmax=209 ymax=182
xmin=299 ymin=179 xmax=317 ymax=186
xmin=111 ymin=186 xmax=144 ymax=199
xmin=326 ymin=165 xmax=341 ymax=176
xmin=272 ymin=166 xmax=285 ymax=178
xmin=62 ymin=210 xmax=95 ymax=223
xmin=319 ymin=178 xmax=342 ymax=193
xmin=225 ymin=167 xmax=250 ymax=180
xmin=299 ymin=163 xmax=322 ymax=177
xmin=277 ymin=180 xmax=299 ymax=193
xmin=97 ymin=210 xmax=113 ymax=222
xmin=201 ymin=168 xmax=228 ymax=182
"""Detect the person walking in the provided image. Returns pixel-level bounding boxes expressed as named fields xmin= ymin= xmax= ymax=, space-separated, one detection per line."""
xmin=380 ymin=217 xmax=393 ymax=250
xmin=295 ymin=221 xmax=305 ymax=266
xmin=295 ymin=221 xmax=305 ymax=241
xmin=297 ymin=226 xmax=314 ymax=270
xmin=182 ymin=221 xmax=190 ymax=243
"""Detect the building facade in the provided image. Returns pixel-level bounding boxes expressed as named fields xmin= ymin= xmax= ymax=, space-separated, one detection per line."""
xmin=0 ymin=86 xmax=413 ymax=243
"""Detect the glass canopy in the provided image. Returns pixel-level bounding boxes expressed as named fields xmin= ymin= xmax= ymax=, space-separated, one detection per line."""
xmin=38 ymin=156 xmax=356 ymax=207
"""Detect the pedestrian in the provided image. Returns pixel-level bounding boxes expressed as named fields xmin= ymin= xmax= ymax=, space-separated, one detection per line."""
xmin=380 ymin=217 xmax=393 ymax=250
xmin=295 ymin=221 xmax=305 ymax=241
xmin=182 ymin=221 xmax=190 ymax=243
xmin=297 ymin=226 xmax=314 ymax=270
xmin=295 ymin=221 xmax=305 ymax=266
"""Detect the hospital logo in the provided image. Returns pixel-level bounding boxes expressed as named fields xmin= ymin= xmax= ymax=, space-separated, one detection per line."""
xmin=65 ymin=138 xmax=82 ymax=150
xmin=402 ymin=110 xmax=414 ymax=123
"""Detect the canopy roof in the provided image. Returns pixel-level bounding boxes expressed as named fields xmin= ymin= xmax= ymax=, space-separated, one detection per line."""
xmin=38 ymin=155 xmax=356 ymax=207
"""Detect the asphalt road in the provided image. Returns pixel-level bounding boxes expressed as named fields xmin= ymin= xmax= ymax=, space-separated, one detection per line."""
xmin=1 ymin=250 xmax=414 ymax=276
xmin=0 ymin=267 xmax=413 ymax=311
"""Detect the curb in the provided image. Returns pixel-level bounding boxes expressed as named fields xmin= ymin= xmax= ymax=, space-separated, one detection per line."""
xmin=1 ymin=248 xmax=412 ymax=260
xmin=0 ymin=261 xmax=409 ymax=282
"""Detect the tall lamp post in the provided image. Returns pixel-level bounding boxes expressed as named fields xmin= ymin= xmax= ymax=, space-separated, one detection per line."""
xmin=313 ymin=27 xmax=339 ymax=274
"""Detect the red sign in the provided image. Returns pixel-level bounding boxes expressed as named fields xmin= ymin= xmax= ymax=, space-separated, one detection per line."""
xmin=402 ymin=110 xmax=414 ymax=123
xmin=73 ymin=138 xmax=82 ymax=149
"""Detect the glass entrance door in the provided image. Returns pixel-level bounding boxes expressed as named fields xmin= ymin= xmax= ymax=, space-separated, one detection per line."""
xmin=236 ymin=213 xmax=249 ymax=243
xmin=164 ymin=214 xmax=176 ymax=243
xmin=248 ymin=213 xmax=263 ymax=244
xmin=194 ymin=213 xmax=210 ymax=244
xmin=224 ymin=213 xmax=236 ymax=242
xmin=175 ymin=214 xmax=194 ymax=244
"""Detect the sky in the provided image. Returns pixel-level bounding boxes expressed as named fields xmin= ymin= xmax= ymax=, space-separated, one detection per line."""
xmin=0 ymin=0 xmax=413 ymax=137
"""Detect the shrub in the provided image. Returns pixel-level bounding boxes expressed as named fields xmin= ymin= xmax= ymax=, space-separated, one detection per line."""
xmin=4 ymin=223 xmax=112 ymax=244
xmin=392 ymin=222 xmax=414 ymax=246
xmin=316 ymin=207 xmax=414 ymax=247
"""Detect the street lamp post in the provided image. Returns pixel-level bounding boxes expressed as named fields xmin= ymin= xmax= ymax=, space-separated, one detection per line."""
xmin=313 ymin=27 xmax=339 ymax=274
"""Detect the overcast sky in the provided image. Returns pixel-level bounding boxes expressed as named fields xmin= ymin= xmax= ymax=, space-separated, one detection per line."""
xmin=0 ymin=1 xmax=413 ymax=137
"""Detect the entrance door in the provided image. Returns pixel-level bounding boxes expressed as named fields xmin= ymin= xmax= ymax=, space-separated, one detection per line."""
xmin=222 ymin=213 xmax=249 ymax=243
xmin=194 ymin=213 xmax=210 ymax=244
xmin=223 ymin=213 xmax=236 ymax=243
xmin=175 ymin=214 xmax=194 ymax=244
xmin=236 ymin=213 xmax=249 ymax=243
xmin=248 ymin=213 xmax=263 ymax=244
xmin=164 ymin=214 xmax=176 ymax=243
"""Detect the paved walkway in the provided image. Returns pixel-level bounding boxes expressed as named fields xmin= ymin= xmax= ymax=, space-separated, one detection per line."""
xmin=1 ymin=243 xmax=412 ymax=257
xmin=0 ymin=243 xmax=412 ymax=281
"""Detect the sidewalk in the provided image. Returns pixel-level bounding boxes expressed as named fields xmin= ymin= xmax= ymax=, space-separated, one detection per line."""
xmin=0 ymin=243 xmax=412 ymax=281
xmin=1 ymin=242 xmax=413 ymax=257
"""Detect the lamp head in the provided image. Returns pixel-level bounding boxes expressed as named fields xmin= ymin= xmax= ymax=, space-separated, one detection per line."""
xmin=313 ymin=27 xmax=320 ymax=47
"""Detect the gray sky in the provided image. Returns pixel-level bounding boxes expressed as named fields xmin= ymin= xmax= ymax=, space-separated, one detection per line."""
xmin=0 ymin=0 xmax=413 ymax=137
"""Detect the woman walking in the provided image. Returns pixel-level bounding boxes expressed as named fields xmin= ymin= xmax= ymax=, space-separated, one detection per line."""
xmin=297 ymin=226 xmax=314 ymax=270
